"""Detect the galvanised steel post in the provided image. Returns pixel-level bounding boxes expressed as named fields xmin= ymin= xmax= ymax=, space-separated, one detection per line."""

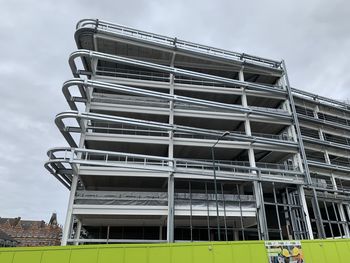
xmin=282 ymin=60 xmax=325 ymax=239
xmin=211 ymin=131 xmax=230 ymax=241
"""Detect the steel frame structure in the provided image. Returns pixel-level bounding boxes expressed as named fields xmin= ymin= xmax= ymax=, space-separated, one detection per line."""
xmin=46 ymin=19 xmax=350 ymax=245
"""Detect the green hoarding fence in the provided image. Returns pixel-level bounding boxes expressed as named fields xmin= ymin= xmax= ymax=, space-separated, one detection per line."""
xmin=302 ymin=239 xmax=350 ymax=263
xmin=1 ymin=239 xmax=350 ymax=263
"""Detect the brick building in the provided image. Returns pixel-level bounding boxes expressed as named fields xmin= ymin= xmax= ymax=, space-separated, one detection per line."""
xmin=0 ymin=229 xmax=17 ymax=247
xmin=0 ymin=213 xmax=62 ymax=247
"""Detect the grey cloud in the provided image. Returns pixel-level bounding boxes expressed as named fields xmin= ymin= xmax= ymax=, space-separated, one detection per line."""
xmin=0 ymin=0 xmax=349 ymax=223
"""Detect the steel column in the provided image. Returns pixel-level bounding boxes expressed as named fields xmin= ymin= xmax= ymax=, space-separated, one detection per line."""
xmin=282 ymin=60 xmax=325 ymax=238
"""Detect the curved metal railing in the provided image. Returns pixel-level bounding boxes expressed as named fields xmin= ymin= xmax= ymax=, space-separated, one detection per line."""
xmin=91 ymin=92 xmax=288 ymax=115
xmin=68 ymin=50 xmax=286 ymax=96
xmin=54 ymin=111 xmax=298 ymax=150
xmin=46 ymin=147 xmax=304 ymax=189
xmin=292 ymin=87 xmax=350 ymax=112
xmin=88 ymin=122 xmax=293 ymax=142
xmin=76 ymin=19 xmax=282 ymax=69
xmin=307 ymin=160 xmax=350 ymax=174
xmin=62 ymin=78 xmax=291 ymax=120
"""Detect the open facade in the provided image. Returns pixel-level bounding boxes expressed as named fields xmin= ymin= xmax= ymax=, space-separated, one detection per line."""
xmin=46 ymin=19 xmax=350 ymax=245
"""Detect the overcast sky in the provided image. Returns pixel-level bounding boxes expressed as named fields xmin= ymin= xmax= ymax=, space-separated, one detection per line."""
xmin=0 ymin=0 xmax=349 ymax=224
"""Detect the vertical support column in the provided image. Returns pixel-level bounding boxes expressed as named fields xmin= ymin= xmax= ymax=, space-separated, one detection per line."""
xmin=282 ymin=193 xmax=292 ymax=239
xmin=240 ymin=68 xmax=268 ymax=240
xmin=272 ymin=183 xmax=283 ymax=240
xmin=234 ymin=230 xmax=239 ymax=240
xmin=313 ymin=105 xmax=324 ymax=140
xmin=281 ymin=97 xmax=304 ymax=171
xmin=315 ymin=104 xmax=338 ymax=191
xmin=61 ymin=173 xmax=79 ymax=245
xmin=167 ymin=173 xmax=174 ymax=242
xmin=330 ymin=174 xmax=350 ymax=237
xmin=344 ymin=205 xmax=350 ymax=235
xmin=159 ymin=225 xmax=163 ymax=241
xmin=253 ymin=173 xmax=269 ymax=240
xmin=314 ymin=105 xmax=333 ymax=175
xmin=73 ymin=219 xmax=82 ymax=245
xmin=338 ymin=203 xmax=350 ymax=237
xmin=236 ymin=184 xmax=245 ymax=240
xmin=282 ymin=99 xmax=305 ymax=173
xmin=324 ymin=150 xmax=338 ymax=190
xmin=61 ymin=73 xmax=94 ymax=245
xmin=281 ymin=61 xmax=311 ymax=183
xmin=298 ymin=186 xmax=314 ymax=239
xmin=281 ymin=60 xmax=325 ymax=239
xmin=310 ymin=187 xmax=325 ymax=238
xmin=167 ymin=52 xmax=176 ymax=242
xmin=345 ymin=205 xmax=350 ymax=221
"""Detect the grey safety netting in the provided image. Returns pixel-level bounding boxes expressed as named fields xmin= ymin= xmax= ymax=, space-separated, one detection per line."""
xmin=74 ymin=191 xmax=255 ymax=209
xmin=174 ymin=193 xmax=256 ymax=210
xmin=74 ymin=191 xmax=168 ymax=206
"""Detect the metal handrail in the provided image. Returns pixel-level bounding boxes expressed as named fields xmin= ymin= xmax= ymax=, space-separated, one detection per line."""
xmin=63 ymin=79 xmax=291 ymax=121
xmin=298 ymin=114 xmax=350 ymax=133
xmin=87 ymin=122 xmax=293 ymax=142
xmin=91 ymin=93 xmax=289 ymax=116
xmin=68 ymin=50 xmax=286 ymax=96
xmin=292 ymin=88 xmax=350 ymax=111
xmin=96 ymin=68 xmax=170 ymax=83
xmin=307 ymin=160 xmax=350 ymax=173
xmin=76 ymin=19 xmax=282 ymax=68
xmin=92 ymin=95 xmax=169 ymax=108
xmin=88 ymin=125 xmax=169 ymax=137
xmin=173 ymin=131 xmax=292 ymax=142
xmin=46 ymin=147 xmax=304 ymax=189
xmin=75 ymin=190 xmax=256 ymax=202
xmin=96 ymin=66 xmax=281 ymax=90
xmin=175 ymin=158 xmax=298 ymax=172
xmin=55 ymin=111 xmax=298 ymax=149
xmin=302 ymin=136 xmax=350 ymax=153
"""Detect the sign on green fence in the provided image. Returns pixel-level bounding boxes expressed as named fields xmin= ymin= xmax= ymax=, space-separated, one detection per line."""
xmin=266 ymin=241 xmax=304 ymax=263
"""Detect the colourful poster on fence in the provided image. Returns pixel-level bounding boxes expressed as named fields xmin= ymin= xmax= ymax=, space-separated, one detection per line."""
xmin=265 ymin=241 xmax=304 ymax=263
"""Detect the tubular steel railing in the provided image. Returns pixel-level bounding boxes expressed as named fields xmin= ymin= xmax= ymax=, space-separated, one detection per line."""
xmin=55 ymin=111 xmax=297 ymax=150
xmin=92 ymin=93 xmax=288 ymax=116
xmin=76 ymin=19 xmax=282 ymax=68
xmin=63 ymin=78 xmax=290 ymax=120
xmin=87 ymin=122 xmax=293 ymax=142
xmin=45 ymin=147 xmax=304 ymax=190
xmin=68 ymin=50 xmax=286 ymax=97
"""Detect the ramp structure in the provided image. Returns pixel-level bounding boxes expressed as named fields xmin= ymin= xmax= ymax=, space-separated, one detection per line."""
xmin=46 ymin=19 xmax=350 ymax=245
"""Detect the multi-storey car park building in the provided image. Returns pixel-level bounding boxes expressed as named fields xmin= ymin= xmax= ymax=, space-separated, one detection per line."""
xmin=45 ymin=19 xmax=350 ymax=245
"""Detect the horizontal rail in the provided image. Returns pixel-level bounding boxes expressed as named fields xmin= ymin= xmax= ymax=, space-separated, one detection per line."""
xmin=75 ymin=190 xmax=255 ymax=202
xmin=68 ymin=50 xmax=287 ymax=96
xmin=298 ymin=114 xmax=350 ymax=133
xmin=63 ymin=79 xmax=291 ymax=121
xmin=307 ymin=160 xmax=350 ymax=173
xmin=46 ymin=147 xmax=304 ymax=188
xmin=55 ymin=111 xmax=298 ymax=150
xmin=292 ymin=87 xmax=350 ymax=111
xmin=76 ymin=19 xmax=282 ymax=68
xmin=303 ymin=136 xmax=350 ymax=152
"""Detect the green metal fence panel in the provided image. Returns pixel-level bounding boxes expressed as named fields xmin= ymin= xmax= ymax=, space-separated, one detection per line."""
xmin=0 ymin=251 xmax=15 ymax=263
xmin=1 ymin=239 xmax=350 ymax=263
xmin=148 ymin=246 xmax=170 ymax=263
xmin=301 ymin=239 xmax=350 ymax=263
xmin=0 ymin=241 xmax=267 ymax=263
xmin=97 ymin=246 xmax=125 ymax=263
xmin=13 ymin=251 xmax=42 ymax=263
xmin=41 ymin=249 xmax=71 ymax=263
